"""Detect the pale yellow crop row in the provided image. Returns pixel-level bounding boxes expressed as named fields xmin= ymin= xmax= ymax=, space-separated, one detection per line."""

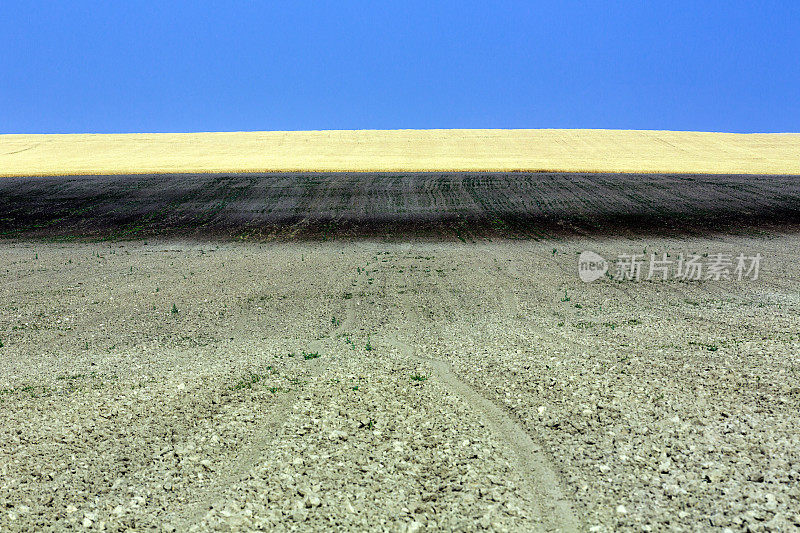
xmin=1 ymin=129 xmax=799 ymax=176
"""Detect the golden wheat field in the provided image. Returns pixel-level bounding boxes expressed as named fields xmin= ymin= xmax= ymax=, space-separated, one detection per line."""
xmin=2 ymin=129 xmax=800 ymax=176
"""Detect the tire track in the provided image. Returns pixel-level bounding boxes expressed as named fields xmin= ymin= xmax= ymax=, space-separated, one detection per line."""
xmin=382 ymin=248 xmax=581 ymax=532
xmin=177 ymin=269 xmax=363 ymax=527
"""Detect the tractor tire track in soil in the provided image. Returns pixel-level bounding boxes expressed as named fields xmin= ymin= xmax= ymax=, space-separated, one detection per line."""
xmin=379 ymin=246 xmax=581 ymax=532
xmin=384 ymin=335 xmax=581 ymax=532
xmin=176 ymin=270 xmax=363 ymax=527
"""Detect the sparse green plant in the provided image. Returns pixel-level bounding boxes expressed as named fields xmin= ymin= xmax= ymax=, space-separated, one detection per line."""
xmin=343 ymin=292 xmax=353 ymax=300
xmin=561 ymin=290 xmax=571 ymax=302
xmin=365 ymin=339 xmax=373 ymax=351
xmin=411 ymin=373 xmax=428 ymax=382
xmin=303 ymin=351 xmax=321 ymax=360
xmin=491 ymin=217 xmax=508 ymax=230
xmin=171 ymin=303 xmax=179 ymax=315
xmin=331 ymin=316 xmax=340 ymax=327
xmin=0 ymin=384 xmax=50 ymax=399
xmin=230 ymin=367 xmax=274 ymax=391
xmin=57 ymin=373 xmax=86 ymax=381
xmin=351 ymin=386 xmax=359 ymax=391
xmin=688 ymin=340 xmax=719 ymax=351
xmin=230 ymin=372 xmax=262 ymax=390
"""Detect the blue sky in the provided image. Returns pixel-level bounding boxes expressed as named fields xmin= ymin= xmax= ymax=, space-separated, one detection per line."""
xmin=2 ymin=1 xmax=798 ymax=133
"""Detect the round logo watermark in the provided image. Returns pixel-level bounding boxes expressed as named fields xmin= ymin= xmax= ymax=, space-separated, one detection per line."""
xmin=578 ymin=251 xmax=608 ymax=282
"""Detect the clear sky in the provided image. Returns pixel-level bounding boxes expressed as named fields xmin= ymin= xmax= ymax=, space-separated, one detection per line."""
xmin=2 ymin=1 xmax=798 ymax=134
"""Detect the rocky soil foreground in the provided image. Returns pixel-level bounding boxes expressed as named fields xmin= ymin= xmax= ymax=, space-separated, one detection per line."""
xmin=1 ymin=236 xmax=799 ymax=531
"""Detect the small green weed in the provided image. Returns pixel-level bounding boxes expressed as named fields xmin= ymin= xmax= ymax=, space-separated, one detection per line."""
xmin=688 ymin=341 xmax=719 ymax=351
xmin=230 ymin=367 xmax=274 ymax=390
xmin=230 ymin=372 xmax=262 ymax=390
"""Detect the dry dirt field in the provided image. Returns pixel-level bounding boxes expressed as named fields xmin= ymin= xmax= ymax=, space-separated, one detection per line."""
xmin=1 ymin=168 xmax=800 ymax=531
xmin=1 ymin=235 xmax=799 ymax=532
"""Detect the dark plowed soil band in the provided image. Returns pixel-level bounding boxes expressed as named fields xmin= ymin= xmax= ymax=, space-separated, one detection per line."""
xmin=3 ymin=172 xmax=800 ymax=241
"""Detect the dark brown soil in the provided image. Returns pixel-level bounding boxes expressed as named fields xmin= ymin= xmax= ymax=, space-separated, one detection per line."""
xmin=3 ymin=172 xmax=800 ymax=241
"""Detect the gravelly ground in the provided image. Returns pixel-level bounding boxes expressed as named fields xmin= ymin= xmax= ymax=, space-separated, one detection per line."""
xmin=1 ymin=236 xmax=799 ymax=531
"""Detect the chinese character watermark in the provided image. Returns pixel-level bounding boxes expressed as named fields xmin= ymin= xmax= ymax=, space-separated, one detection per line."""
xmin=578 ymin=250 xmax=761 ymax=282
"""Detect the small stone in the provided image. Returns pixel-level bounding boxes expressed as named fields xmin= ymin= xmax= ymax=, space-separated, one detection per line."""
xmin=616 ymin=505 xmax=627 ymax=515
xmin=764 ymin=493 xmax=778 ymax=511
xmin=305 ymin=495 xmax=321 ymax=508
xmin=406 ymin=520 xmax=423 ymax=533
xmin=328 ymin=430 xmax=348 ymax=441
